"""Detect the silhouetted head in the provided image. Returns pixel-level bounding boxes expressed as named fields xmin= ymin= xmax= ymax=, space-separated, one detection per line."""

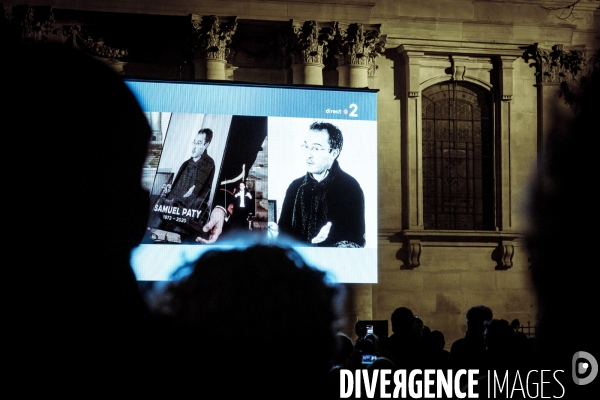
xmin=149 ymin=242 xmax=342 ymax=396
xmin=510 ymin=319 xmax=520 ymax=331
xmin=431 ymin=330 xmax=446 ymax=350
xmin=465 ymin=305 xmax=493 ymax=336
xmin=333 ymin=332 xmax=355 ymax=366
xmin=391 ymin=307 xmax=415 ymax=335
xmin=484 ymin=319 xmax=514 ymax=350
xmin=6 ymin=43 xmax=151 ymax=256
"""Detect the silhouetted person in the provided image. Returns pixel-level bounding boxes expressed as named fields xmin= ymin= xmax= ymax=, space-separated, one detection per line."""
xmin=146 ymin=241 xmax=341 ymax=397
xmin=510 ymin=318 xmax=531 ymax=354
xmin=448 ymin=304 xmax=493 ymax=370
xmin=484 ymin=318 xmax=526 ymax=370
xmin=355 ymin=333 xmax=380 ymax=357
xmin=430 ymin=329 xmax=450 ymax=369
xmin=7 ymin=43 xmax=154 ymax=388
xmin=333 ymin=332 xmax=355 ymax=368
xmin=379 ymin=307 xmax=423 ymax=371
xmin=419 ymin=324 xmax=438 ymax=368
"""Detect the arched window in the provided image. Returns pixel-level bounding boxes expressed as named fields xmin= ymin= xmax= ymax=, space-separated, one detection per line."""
xmin=422 ymin=82 xmax=494 ymax=230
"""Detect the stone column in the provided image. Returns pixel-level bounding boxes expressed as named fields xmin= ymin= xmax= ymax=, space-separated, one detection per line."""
xmin=336 ymin=64 xmax=350 ymax=87
xmin=190 ymin=15 xmax=238 ymax=80
xmin=288 ymin=20 xmax=335 ymax=85
xmin=334 ymin=23 xmax=385 ymax=88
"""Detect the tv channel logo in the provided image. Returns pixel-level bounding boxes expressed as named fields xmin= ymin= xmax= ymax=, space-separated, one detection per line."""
xmin=572 ymin=351 xmax=598 ymax=385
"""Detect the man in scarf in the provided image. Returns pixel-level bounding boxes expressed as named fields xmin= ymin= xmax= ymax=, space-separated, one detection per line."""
xmin=277 ymin=121 xmax=366 ymax=247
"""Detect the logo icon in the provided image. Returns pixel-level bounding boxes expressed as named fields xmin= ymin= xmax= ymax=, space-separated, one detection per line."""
xmin=572 ymin=351 xmax=598 ymax=385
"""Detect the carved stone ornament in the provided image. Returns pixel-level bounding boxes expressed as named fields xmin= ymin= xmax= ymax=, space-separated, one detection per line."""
xmin=498 ymin=240 xmax=514 ymax=270
xmin=401 ymin=237 xmax=421 ymax=270
xmin=288 ymin=20 xmax=334 ymax=65
xmin=2 ymin=4 xmax=54 ymax=44
xmin=190 ymin=15 xmax=238 ymax=61
xmin=447 ymin=56 xmax=467 ymax=81
xmin=334 ymin=22 xmax=385 ymax=74
xmin=523 ymin=42 xmax=587 ymax=84
xmin=53 ymin=25 xmax=128 ymax=59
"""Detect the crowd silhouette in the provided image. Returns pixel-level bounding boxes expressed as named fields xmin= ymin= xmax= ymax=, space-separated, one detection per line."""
xmin=9 ymin=40 xmax=598 ymax=398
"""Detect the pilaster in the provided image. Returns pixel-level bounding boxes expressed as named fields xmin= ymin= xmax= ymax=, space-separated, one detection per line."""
xmin=498 ymin=55 xmax=518 ymax=231
xmin=399 ymin=49 xmax=425 ymax=230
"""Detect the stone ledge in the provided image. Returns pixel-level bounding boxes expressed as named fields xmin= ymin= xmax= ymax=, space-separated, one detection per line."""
xmin=379 ymin=229 xmax=525 ymax=270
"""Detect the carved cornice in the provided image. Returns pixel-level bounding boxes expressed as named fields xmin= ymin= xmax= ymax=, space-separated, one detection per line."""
xmin=522 ymin=42 xmax=587 ymax=84
xmin=2 ymin=4 xmax=54 ymax=44
xmin=53 ymin=25 xmax=128 ymax=59
xmin=190 ymin=15 xmax=238 ymax=61
xmin=288 ymin=20 xmax=334 ymax=65
xmin=333 ymin=22 xmax=385 ymax=75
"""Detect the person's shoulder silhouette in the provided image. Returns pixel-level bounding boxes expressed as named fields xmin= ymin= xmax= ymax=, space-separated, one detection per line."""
xmin=7 ymin=42 xmax=154 ymax=390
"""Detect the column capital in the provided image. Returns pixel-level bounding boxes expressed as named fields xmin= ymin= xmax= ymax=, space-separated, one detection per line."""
xmin=333 ymin=22 xmax=386 ymax=75
xmin=288 ymin=20 xmax=335 ymax=65
xmin=190 ymin=15 xmax=238 ymax=62
xmin=522 ymin=42 xmax=587 ymax=84
xmin=2 ymin=4 xmax=54 ymax=45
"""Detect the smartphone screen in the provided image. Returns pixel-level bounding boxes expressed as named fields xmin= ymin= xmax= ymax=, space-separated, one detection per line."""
xmin=361 ymin=354 xmax=377 ymax=365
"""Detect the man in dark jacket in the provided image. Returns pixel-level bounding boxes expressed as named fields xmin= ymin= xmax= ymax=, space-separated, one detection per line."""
xmin=278 ymin=121 xmax=366 ymax=247
xmin=149 ymin=128 xmax=215 ymax=242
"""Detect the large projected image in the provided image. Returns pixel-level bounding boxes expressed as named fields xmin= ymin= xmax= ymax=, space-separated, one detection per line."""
xmin=127 ymin=79 xmax=378 ymax=283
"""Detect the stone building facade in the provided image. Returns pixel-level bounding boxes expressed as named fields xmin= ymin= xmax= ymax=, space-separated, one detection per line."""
xmin=5 ymin=0 xmax=598 ymax=347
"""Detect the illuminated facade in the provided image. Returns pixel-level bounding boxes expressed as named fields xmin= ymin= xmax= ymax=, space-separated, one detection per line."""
xmin=5 ymin=0 xmax=598 ymax=346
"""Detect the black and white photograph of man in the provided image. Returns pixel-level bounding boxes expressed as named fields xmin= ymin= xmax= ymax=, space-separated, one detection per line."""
xmin=145 ymin=113 xmax=231 ymax=243
xmin=269 ymin=118 xmax=377 ymax=250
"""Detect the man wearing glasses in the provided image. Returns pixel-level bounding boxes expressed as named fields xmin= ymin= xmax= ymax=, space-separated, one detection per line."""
xmin=148 ymin=128 xmax=215 ymax=242
xmin=277 ymin=121 xmax=366 ymax=247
